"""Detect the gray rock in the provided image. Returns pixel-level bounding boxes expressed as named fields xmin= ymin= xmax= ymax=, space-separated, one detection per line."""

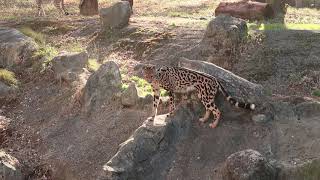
xmin=51 ymin=51 xmax=88 ymax=84
xmin=0 ymin=150 xmax=24 ymax=180
xmin=100 ymin=105 xmax=194 ymax=180
xmin=82 ymin=61 xmax=121 ymax=114
xmin=100 ymin=1 xmax=131 ymax=30
xmin=0 ymin=81 xmax=17 ymax=106
xmin=203 ymin=15 xmax=247 ymax=43
xmin=137 ymin=94 xmax=153 ymax=110
xmin=0 ymin=81 xmax=11 ymax=96
xmin=200 ymin=15 xmax=247 ymax=67
xmin=121 ymin=83 xmax=138 ymax=107
xmin=222 ymin=149 xmax=276 ymax=180
xmin=0 ymin=27 xmax=38 ymax=70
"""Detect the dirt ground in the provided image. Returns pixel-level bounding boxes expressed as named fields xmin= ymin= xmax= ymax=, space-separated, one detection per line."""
xmin=1 ymin=1 xmax=320 ymax=180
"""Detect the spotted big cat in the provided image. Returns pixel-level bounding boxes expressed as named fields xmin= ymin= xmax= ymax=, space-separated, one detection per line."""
xmin=142 ymin=65 xmax=255 ymax=128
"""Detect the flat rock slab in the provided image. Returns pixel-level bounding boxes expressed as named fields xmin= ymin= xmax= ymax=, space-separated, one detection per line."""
xmin=0 ymin=27 xmax=38 ymax=69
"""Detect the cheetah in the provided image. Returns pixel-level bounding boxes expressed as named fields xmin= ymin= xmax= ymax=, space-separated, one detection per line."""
xmin=142 ymin=65 xmax=255 ymax=128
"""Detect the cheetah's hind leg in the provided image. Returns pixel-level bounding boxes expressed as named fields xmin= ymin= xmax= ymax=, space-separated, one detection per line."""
xmin=199 ymin=110 xmax=210 ymax=123
xmin=209 ymin=104 xmax=221 ymax=128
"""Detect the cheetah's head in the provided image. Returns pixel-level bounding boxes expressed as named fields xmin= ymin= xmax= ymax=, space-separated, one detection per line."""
xmin=142 ymin=64 xmax=156 ymax=83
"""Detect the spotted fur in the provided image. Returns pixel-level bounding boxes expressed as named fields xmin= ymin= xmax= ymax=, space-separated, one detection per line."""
xmin=142 ymin=65 xmax=255 ymax=128
xmin=36 ymin=0 xmax=69 ymax=16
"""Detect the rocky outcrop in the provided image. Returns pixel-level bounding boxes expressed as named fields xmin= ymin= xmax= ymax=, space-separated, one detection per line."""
xmin=200 ymin=15 xmax=247 ymax=68
xmin=100 ymin=1 xmax=131 ymax=30
xmin=81 ymin=61 xmax=122 ymax=114
xmin=121 ymin=83 xmax=139 ymax=107
xmin=100 ymin=105 xmax=194 ymax=180
xmin=222 ymin=149 xmax=277 ymax=180
xmin=0 ymin=150 xmax=24 ymax=180
xmin=0 ymin=27 xmax=38 ymax=70
xmin=51 ymin=51 xmax=89 ymax=85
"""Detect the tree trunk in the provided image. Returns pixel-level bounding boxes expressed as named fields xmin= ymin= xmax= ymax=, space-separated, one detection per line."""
xmin=79 ymin=0 xmax=98 ymax=16
xmin=215 ymin=0 xmax=274 ymax=20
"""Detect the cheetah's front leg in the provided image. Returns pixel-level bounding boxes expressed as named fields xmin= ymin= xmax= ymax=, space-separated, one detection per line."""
xmin=151 ymin=85 xmax=160 ymax=118
xmin=167 ymin=91 xmax=175 ymax=117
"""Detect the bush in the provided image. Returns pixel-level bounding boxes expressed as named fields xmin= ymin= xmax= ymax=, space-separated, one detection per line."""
xmin=0 ymin=69 xmax=19 ymax=87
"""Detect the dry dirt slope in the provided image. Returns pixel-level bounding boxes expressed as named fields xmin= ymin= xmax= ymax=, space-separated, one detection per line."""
xmin=1 ymin=12 xmax=320 ymax=180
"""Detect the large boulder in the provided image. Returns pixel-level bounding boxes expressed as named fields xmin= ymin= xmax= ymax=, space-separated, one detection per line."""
xmin=0 ymin=150 xmax=24 ymax=180
xmin=200 ymin=15 xmax=247 ymax=68
xmin=100 ymin=105 xmax=194 ymax=180
xmin=0 ymin=27 xmax=38 ymax=70
xmin=51 ymin=51 xmax=89 ymax=85
xmin=222 ymin=149 xmax=277 ymax=180
xmin=82 ymin=61 xmax=122 ymax=114
xmin=100 ymin=1 xmax=131 ymax=30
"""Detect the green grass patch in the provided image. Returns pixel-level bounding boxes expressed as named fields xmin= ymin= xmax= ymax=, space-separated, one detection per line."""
xmin=312 ymin=89 xmax=320 ymax=97
xmin=248 ymin=23 xmax=320 ymax=31
xmin=0 ymin=69 xmax=19 ymax=87
xmin=121 ymin=83 xmax=129 ymax=92
xmin=298 ymin=159 xmax=320 ymax=180
xmin=33 ymin=44 xmax=58 ymax=61
xmin=87 ymin=59 xmax=100 ymax=72
xmin=130 ymin=75 xmax=153 ymax=97
xmin=19 ymin=26 xmax=45 ymax=44
xmin=123 ymin=76 xmax=168 ymax=97
xmin=33 ymin=44 xmax=58 ymax=72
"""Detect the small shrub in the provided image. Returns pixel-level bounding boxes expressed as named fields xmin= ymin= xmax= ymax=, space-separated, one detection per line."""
xmin=130 ymin=75 xmax=153 ymax=96
xmin=87 ymin=59 xmax=100 ymax=72
xmin=33 ymin=44 xmax=58 ymax=72
xmin=0 ymin=69 xmax=19 ymax=87
xmin=129 ymin=76 xmax=168 ymax=97
xmin=33 ymin=44 xmax=58 ymax=61
xmin=121 ymin=84 xmax=129 ymax=91
xmin=19 ymin=26 xmax=45 ymax=44
xmin=160 ymin=89 xmax=168 ymax=96
xmin=312 ymin=89 xmax=320 ymax=97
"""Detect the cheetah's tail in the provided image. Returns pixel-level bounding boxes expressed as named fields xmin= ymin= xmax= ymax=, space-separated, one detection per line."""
xmin=217 ymin=81 xmax=255 ymax=110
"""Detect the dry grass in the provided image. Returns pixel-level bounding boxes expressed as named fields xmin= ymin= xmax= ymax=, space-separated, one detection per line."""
xmin=0 ymin=69 xmax=19 ymax=87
